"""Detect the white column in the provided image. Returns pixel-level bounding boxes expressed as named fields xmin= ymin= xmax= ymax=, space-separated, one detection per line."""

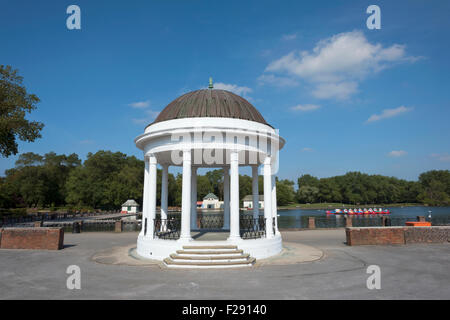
xmin=161 ymin=164 xmax=168 ymax=220
xmin=180 ymin=150 xmax=192 ymax=240
xmin=160 ymin=164 xmax=168 ymax=232
xmin=223 ymin=166 xmax=230 ymax=230
xmin=140 ymin=156 xmax=149 ymax=236
xmin=145 ymin=155 xmax=157 ymax=239
xmin=264 ymin=156 xmax=274 ymax=238
xmin=271 ymin=174 xmax=279 ymax=235
xmin=190 ymin=167 xmax=198 ymax=230
xmin=228 ymin=151 xmax=240 ymax=240
xmin=252 ymin=165 xmax=259 ymax=220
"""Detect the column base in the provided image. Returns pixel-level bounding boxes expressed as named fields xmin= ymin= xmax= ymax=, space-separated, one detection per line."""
xmin=227 ymin=235 xmax=242 ymax=242
xmin=178 ymin=235 xmax=193 ymax=243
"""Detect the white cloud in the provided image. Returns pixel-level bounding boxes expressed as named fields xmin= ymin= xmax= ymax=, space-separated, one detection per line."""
xmin=388 ymin=150 xmax=407 ymax=157
xmin=212 ymin=82 xmax=252 ymax=96
xmin=262 ymin=30 xmax=420 ymax=100
xmin=312 ymin=81 xmax=357 ymax=100
xmin=431 ymin=153 xmax=450 ymax=162
xmin=128 ymin=100 xmax=151 ymax=108
xmin=291 ymin=104 xmax=321 ymax=112
xmin=132 ymin=109 xmax=160 ymax=124
xmin=282 ymin=33 xmax=297 ymax=41
xmin=301 ymin=147 xmax=314 ymax=152
xmin=257 ymin=74 xmax=299 ymax=87
xmin=366 ymin=106 xmax=412 ymax=123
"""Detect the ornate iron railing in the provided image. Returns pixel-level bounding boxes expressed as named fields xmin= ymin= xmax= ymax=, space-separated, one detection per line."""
xmin=239 ymin=215 xmax=266 ymax=239
xmin=273 ymin=217 xmax=276 ymax=235
xmin=153 ymin=217 xmax=181 ymax=240
xmin=197 ymin=214 xmax=224 ymax=229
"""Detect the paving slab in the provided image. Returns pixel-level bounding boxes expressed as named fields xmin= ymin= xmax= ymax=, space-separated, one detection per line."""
xmin=0 ymin=230 xmax=449 ymax=299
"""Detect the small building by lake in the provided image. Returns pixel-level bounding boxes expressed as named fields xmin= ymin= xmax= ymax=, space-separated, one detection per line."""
xmin=121 ymin=199 xmax=139 ymax=213
xmin=201 ymin=193 xmax=223 ymax=209
xmin=243 ymin=195 xmax=264 ymax=209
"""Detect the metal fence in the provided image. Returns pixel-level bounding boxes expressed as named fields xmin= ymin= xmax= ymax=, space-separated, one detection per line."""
xmin=239 ymin=216 xmax=266 ymax=239
xmin=0 ymin=211 xmax=133 ymax=228
xmin=41 ymin=220 xmax=142 ymax=232
xmin=278 ymin=215 xmax=450 ymax=229
xmin=197 ymin=214 xmax=224 ymax=229
xmin=153 ymin=217 xmax=181 ymax=240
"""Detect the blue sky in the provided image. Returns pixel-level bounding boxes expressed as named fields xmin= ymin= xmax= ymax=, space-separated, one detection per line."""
xmin=1 ymin=0 xmax=449 ymax=181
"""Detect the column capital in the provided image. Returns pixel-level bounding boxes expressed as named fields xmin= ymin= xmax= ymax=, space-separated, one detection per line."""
xmin=161 ymin=162 xmax=169 ymax=169
xmin=146 ymin=154 xmax=157 ymax=164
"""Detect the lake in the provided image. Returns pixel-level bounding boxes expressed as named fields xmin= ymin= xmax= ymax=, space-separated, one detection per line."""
xmin=277 ymin=206 xmax=450 ymax=229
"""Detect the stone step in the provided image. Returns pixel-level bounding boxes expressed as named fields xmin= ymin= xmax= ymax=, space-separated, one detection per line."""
xmin=170 ymin=253 xmax=250 ymax=260
xmin=176 ymin=249 xmax=243 ymax=255
xmin=182 ymin=245 xmax=238 ymax=250
xmin=163 ymin=257 xmax=255 ymax=268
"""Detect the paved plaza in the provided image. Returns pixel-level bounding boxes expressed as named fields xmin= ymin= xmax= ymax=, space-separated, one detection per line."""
xmin=0 ymin=229 xmax=449 ymax=299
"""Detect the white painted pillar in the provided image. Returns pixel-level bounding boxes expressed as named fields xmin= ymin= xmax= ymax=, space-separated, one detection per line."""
xmin=190 ymin=167 xmax=198 ymax=230
xmin=223 ymin=166 xmax=230 ymax=230
xmin=180 ymin=150 xmax=192 ymax=240
xmin=228 ymin=151 xmax=240 ymax=240
xmin=263 ymin=156 xmax=274 ymax=238
xmin=161 ymin=164 xmax=168 ymax=220
xmin=145 ymin=155 xmax=157 ymax=239
xmin=160 ymin=164 xmax=168 ymax=232
xmin=252 ymin=165 xmax=259 ymax=220
xmin=140 ymin=156 xmax=149 ymax=236
xmin=271 ymin=174 xmax=279 ymax=235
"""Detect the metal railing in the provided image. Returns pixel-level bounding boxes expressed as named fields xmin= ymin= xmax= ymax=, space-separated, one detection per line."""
xmin=273 ymin=217 xmax=276 ymax=235
xmin=0 ymin=211 xmax=138 ymax=228
xmin=239 ymin=215 xmax=266 ymax=239
xmin=153 ymin=217 xmax=181 ymax=240
xmin=277 ymin=215 xmax=450 ymax=229
xmin=197 ymin=214 xmax=224 ymax=229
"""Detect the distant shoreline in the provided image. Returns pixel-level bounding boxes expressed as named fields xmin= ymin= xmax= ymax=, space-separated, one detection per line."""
xmin=278 ymin=203 xmax=424 ymax=210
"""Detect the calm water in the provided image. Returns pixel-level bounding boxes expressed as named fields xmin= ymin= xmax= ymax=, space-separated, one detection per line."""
xmin=277 ymin=206 xmax=450 ymax=229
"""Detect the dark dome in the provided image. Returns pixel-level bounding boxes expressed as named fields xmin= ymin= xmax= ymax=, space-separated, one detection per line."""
xmin=148 ymin=89 xmax=270 ymax=127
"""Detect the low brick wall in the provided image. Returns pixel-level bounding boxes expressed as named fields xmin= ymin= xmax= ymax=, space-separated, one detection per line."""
xmin=346 ymin=226 xmax=450 ymax=246
xmin=0 ymin=227 xmax=64 ymax=250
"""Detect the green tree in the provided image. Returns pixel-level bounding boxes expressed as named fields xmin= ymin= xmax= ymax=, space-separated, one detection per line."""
xmin=297 ymin=174 xmax=319 ymax=189
xmin=417 ymin=170 xmax=450 ymax=206
xmin=2 ymin=152 xmax=81 ymax=208
xmin=197 ymin=175 xmax=213 ymax=200
xmin=0 ymin=65 xmax=44 ymax=157
xmin=276 ymin=179 xmax=296 ymax=206
xmin=297 ymin=185 xmax=319 ymax=203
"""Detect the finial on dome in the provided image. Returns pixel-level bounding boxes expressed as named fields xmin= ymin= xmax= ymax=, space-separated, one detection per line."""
xmin=208 ymin=77 xmax=214 ymax=89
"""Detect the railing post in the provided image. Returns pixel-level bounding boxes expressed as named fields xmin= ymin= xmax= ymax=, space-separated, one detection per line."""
xmin=381 ymin=216 xmax=391 ymax=226
xmin=308 ymin=217 xmax=316 ymax=229
xmin=72 ymin=221 xmax=81 ymax=233
xmin=115 ymin=220 xmax=123 ymax=233
xmin=345 ymin=216 xmax=352 ymax=228
xmin=34 ymin=221 xmax=43 ymax=228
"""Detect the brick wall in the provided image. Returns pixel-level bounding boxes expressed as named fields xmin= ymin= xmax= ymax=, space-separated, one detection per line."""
xmin=346 ymin=226 xmax=450 ymax=246
xmin=0 ymin=227 xmax=64 ymax=250
xmin=404 ymin=226 xmax=450 ymax=244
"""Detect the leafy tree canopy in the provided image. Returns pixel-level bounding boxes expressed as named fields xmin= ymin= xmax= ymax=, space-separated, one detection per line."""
xmin=0 ymin=65 xmax=44 ymax=157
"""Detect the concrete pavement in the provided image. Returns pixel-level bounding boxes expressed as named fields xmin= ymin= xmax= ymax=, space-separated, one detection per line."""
xmin=0 ymin=230 xmax=449 ymax=299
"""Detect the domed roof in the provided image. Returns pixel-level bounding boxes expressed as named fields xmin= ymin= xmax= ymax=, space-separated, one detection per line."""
xmin=149 ymin=89 xmax=270 ymax=127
